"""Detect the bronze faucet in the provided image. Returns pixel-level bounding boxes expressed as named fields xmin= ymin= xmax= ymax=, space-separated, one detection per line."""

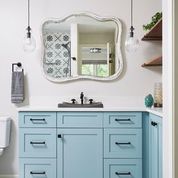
xmin=80 ymin=92 xmax=84 ymax=104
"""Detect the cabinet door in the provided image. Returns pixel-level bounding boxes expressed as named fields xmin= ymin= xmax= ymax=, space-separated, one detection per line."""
xmin=57 ymin=129 xmax=103 ymax=178
xmin=149 ymin=114 xmax=162 ymax=178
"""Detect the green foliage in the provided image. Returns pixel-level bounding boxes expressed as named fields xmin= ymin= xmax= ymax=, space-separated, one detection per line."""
xmin=81 ymin=64 xmax=109 ymax=77
xmin=143 ymin=12 xmax=162 ymax=31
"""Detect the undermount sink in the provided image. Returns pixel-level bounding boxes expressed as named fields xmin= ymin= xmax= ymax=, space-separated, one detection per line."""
xmin=58 ymin=102 xmax=104 ymax=108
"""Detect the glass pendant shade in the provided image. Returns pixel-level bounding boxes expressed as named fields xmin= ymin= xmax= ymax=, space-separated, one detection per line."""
xmin=23 ymin=32 xmax=36 ymax=52
xmin=125 ymin=35 xmax=139 ymax=52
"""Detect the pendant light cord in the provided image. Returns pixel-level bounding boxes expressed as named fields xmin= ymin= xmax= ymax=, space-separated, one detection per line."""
xmin=130 ymin=0 xmax=134 ymax=37
xmin=23 ymin=0 xmax=36 ymax=52
xmin=26 ymin=0 xmax=31 ymax=38
xmin=131 ymin=0 xmax=133 ymax=27
xmin=28 ymin=0 xmax=30 ymax=27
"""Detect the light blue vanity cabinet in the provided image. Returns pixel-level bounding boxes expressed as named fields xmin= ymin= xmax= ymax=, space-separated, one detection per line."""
xmin=149 ymin=113 xmax=162 ymax=178
xmin=19 ymin=111 xmax=144 ymax=178
xmin=57 ymin=112 xmax=103 ymax=178
xmin=19 ymin=112 xmax=57 ymax=178
xmin=143 ymin=112 xmax=162 ymax=178
xmin=103 ymin=112 xmax=142 ymax=178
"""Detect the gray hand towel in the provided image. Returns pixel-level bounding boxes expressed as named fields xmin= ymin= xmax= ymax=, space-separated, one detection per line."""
xmin=11 ymin=71 xmax=24 ymax=103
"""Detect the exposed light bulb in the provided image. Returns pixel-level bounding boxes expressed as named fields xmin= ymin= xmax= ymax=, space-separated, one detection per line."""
xmin=125 ymin=35 xmax=139 ymax=53
xmin=125 ymin=26 xmax=139 ymax=52
xmin=23 ymin=27 xmax=36 ymax=52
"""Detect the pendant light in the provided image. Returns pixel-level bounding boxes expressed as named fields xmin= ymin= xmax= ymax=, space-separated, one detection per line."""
xmin=23 ymin=0 xmax=36 ymax=52
xmin=125 ymin=0 xmax=139 ymax=52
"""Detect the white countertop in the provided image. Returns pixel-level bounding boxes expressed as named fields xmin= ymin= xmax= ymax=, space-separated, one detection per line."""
xmin=17 ymin=106 xmax=163 ymax=117
xmin=146 ymin=108 xmax=163 ymax=117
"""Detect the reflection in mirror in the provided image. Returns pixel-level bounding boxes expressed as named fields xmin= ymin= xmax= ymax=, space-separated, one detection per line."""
xmin=42 ymin=13 xmax=123 ymax=82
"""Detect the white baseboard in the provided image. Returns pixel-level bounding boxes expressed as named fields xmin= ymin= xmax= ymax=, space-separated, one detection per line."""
xmin=0 ymin=175 xmax=18 ymax=178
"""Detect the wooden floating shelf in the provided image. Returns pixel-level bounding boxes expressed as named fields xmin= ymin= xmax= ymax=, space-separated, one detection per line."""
xmin=142 ymin=19 xmax=162 ymax=41
xmin=141 ymin=56 xmax=162 ymax=67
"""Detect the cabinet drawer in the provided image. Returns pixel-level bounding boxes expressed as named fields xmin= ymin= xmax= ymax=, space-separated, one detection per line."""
xmin=20 ymin=159 xmax=56 ymax=178
xmin=19 ymin=128 xmax=56 ymax=158
xmin=104 ymin=112 xmax=142 ymax=128
xmin=104 ymin=159 xmax=142 ymax=178
xmin=19 ymin=112 xmax=56 ymax=128
xmin=104 ymin=129 xmax=142 ymax=158
xmin=57 ymin=112 xmax=103 ymax=128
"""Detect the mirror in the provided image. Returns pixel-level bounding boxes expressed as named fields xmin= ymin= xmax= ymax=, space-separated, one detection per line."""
xmin=42 ymin=12 xmax=123 ymax=82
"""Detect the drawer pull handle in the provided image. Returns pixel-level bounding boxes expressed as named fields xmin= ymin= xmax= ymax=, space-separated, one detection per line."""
xmin=115 ymin=119 xmax=131 ymax=122
xmin=151 ymin=121 xmax=158 ymax=126
xmin=30 ymin=171 xmax=46 ymax=175
xmin=115 ymin=142 xmax=131 ymax=145
xmin=30 ymin=141 xmax=46 ymax=145
xmin=115 ymin=172 xmax=131 ymax=176
xmin=30 ymin=118 xmax=46 ymax=122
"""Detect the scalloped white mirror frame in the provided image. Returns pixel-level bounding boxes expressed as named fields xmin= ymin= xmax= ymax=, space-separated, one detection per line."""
xmin=41 ymin=12 xmax=123 ymax=82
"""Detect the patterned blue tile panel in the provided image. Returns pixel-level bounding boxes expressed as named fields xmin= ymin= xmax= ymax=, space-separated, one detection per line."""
xmin=43 ymin=32 xmax=71 ymax=78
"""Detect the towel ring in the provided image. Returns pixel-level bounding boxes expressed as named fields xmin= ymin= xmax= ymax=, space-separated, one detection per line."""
xmin=12 ymin=62 xmax=24 ymax=72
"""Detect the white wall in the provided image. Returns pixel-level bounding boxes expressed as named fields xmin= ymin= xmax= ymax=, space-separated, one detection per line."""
xmin=0 ymin=0 xmax=161 ymax=175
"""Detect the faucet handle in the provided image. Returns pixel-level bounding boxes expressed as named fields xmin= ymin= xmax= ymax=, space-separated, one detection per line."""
xmin=89 ymin=99 xmax=93 ymax=104
xmin=71 ymin=99 xmax=76 ymax=104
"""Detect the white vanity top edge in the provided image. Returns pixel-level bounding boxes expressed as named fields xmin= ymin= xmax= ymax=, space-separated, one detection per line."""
xmin=146 ymin=108 xmax=163 ymax=117
xmin=17 ymin=107 xmax=163 ymax=117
